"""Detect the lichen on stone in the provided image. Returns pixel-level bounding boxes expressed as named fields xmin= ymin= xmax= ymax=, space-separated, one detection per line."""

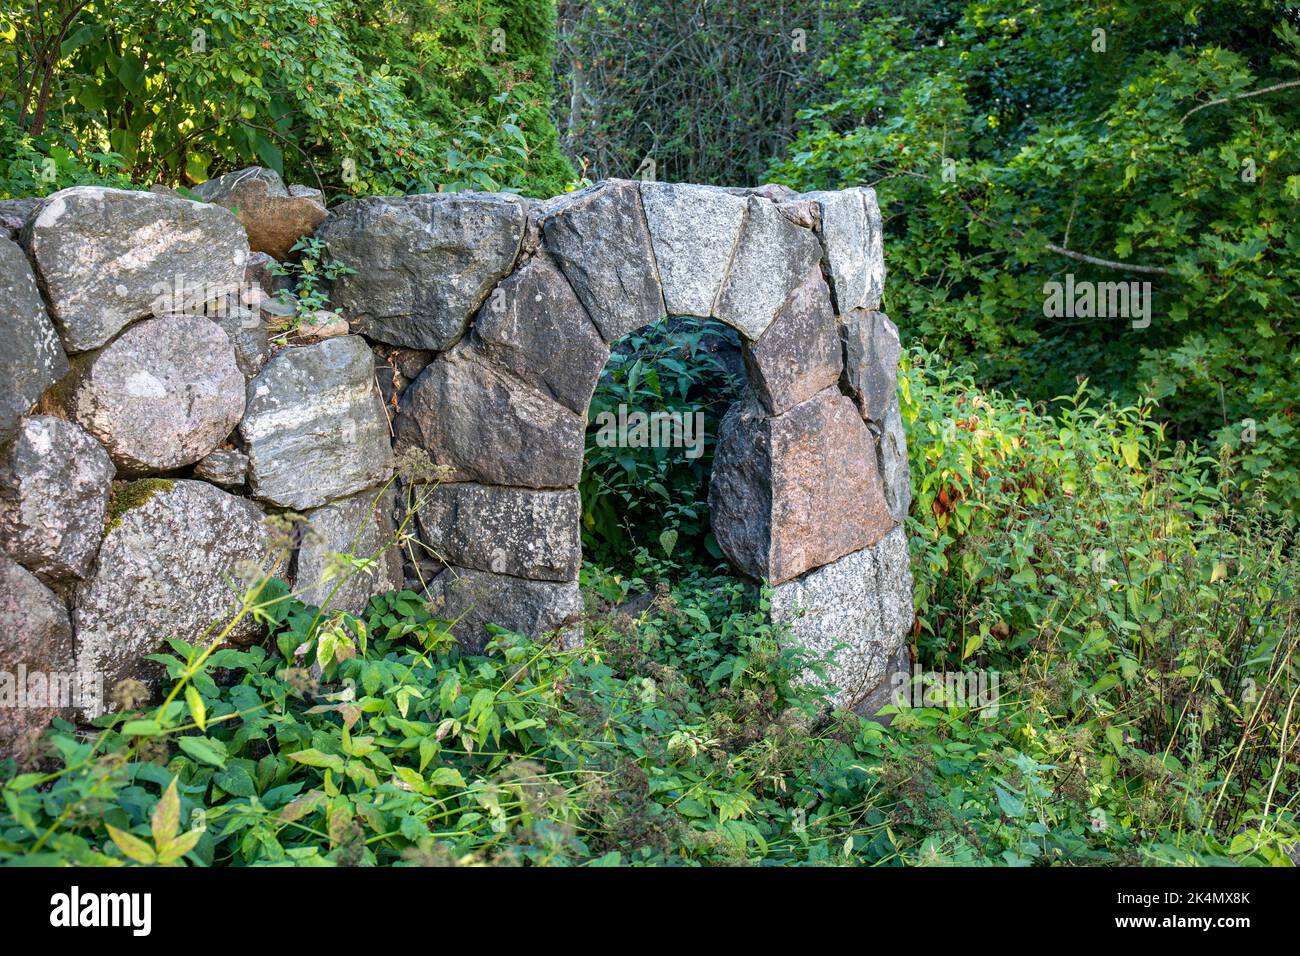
xmin=105 ymin=478 xmax=175 ymax=534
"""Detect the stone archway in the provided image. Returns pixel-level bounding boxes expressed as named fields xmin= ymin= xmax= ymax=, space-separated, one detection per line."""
xmin=320 ymin=179 xmax=912 ymax=710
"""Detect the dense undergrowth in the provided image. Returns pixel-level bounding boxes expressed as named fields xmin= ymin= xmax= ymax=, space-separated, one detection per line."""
xmin=2 ymin=345 xmax=1295 ymax=867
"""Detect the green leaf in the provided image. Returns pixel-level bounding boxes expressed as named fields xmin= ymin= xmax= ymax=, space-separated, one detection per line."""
xmin=121 ymin=719 xmax=163 ymax=737
xmin=178 ymin=735 xmax=228 ymax=768
xmin=288 ymin=748 xmax=345 ymax=772
xmin=107 ymin=825 xmax=157 ymax=865
xmin=151 ymin=778 xmax=182 ymax=846
xmin=186 ymin=685 xmax=207 ymax=732
xmin=156 ymin=828 xmax=203 ymax=865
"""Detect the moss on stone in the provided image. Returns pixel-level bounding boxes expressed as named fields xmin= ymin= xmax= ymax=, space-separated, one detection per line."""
xmin=105 ymin=478 xmax=175 ymax=534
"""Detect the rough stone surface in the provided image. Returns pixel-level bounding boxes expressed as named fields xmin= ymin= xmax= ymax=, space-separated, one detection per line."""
xmin=73 ymin=480 xmax=267 ymax=717
xmin=68 ymin=315 xmax=245 ymax=474
xmin=0 ymin=198 xmax=39 ymax=239
xmin=709 ymin=388 xmax=895 ymax=584
xmin=192 ymin=446 xmax=248 ymax=491
xmin=318 ymin=193 xmax=525 ymax=351
xmin=0 ymin=415 xmax=114 ymax=583
xmin=192 ymin=166 xmax=327 ymax=261
xmin=208 ymin=300 xmax=271 ymax=379
xmin=804 ymin=187 xmax=885 ymax=313
xmin=470 ymin=254 xmax=609 ymax=414
xmin=296 ymin=485 xmax=404 ymax=615
xmin=373 ymin=345 xmax=432 ymax=413
xmin=877 ymin=400 xmax=912 ymax=523
xmin=0 ymin=554 xmax=75 ymax=762
xmin=540 ymin=180 xmax=665 ymax=342
xmin=742 ymin=264 xmax=841 ymax=415
xmin=417 ymin=483 xmax=580 ymax=582
xmin=640 ymin=182 xmax=747 ymax=317
xmin=854 ymin=640 xmax=912 ymax=724
xmin=423 ymin=565 xmax=582 ymax=655
xmin=840 ymin=309 xmax=900 ymax=425
xmin=714 ymin=195 xmax=822 ymax=341
xmin=240 ymin=335 xmax=394 ymax=510
xmin=0 ymin=237 xmax=68 ymax=444
xmin=395 ymin=345 xmax=584 ymax=489
xmin=21 ymin=186 xmax=249 ymax=352
xmin=769 ymin=526 xmax=913 ymax=709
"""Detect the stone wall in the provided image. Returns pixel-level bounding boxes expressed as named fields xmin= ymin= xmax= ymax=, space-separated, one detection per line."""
xmin=0 ymin=171 xmax=912 ymax=763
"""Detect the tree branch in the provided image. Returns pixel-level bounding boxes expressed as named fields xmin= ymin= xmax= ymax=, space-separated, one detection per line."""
xmin=1181 ymin=78 xmax=1300 ymax=123
xmin=1044 ymin=243 xmax=1173 ymax=275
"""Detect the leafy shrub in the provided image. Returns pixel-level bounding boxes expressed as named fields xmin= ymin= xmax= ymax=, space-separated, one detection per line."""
xmin=1 ymin=0 xmax=573 ymax=199
xmin=892 ymin=344 xmax=1299 ymax=863
xmin=580 ymin=317 xmax=743 ymax=569
xmin=768 ymin=0 xmax=1300 ymax=515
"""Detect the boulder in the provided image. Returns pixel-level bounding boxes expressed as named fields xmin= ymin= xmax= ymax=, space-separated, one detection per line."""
xmin=295 ymin=485 xmax=404 ymax=615
xmin=317 ymin=193 xmax=525 ymax=350
xmin=742 ymin=264 xmax=841 ymax=414
xmin=840 ymin=309 xmax=900 ymax=425
xmin=67 ymin=315 xmax=245 ymax=474
xmin=243 ymin=250 xmax=288 ymax=296
xmin=877 ymin=401 xmax=912 ymax=523
xmin=395 ymin=345 xmax=585 ymax=489
xmin=240 ymin=335 xmax=394 ymax=510
xmin=854 ymin=640 xmax=912 ymax=724
xmin=21 ymin=186 xmax=248 ymax=352
xmin=0 ymin=237 xmax=68 ymax=444
xmin=0 ymin=197 xmax=40 ymax=239
xmin=0 ymin=555 xmax=77 ymax=762
xmin=422 ymin=565 xmax=582 ymax=655
xmin=768 ymin=526 xmax=913 ymax=710
xmin=714 ymin=195 xmax=822 ymax=341
xmin=470 ymin=254 xmax=609 ymax=414
xmin=192 ymin=446 xmax=248 ymax=491
xmin=373 ymin=346 xmax=432 ymax=413
xmin=73 ymin=479 xmax=267 ymax=717
xmin=803 ymin=187 xmax=885 ymax=313
xmin=192 ymin=166 xmax=327 ymax=261
xmin=417 ymin=483 xmax=581 ymax=582
xmin=709 ymin=388 xmax=894 ymax=584
xmin=207 ymin=298 xmax=271 ymax=379
xmin=640 ymin=182 xmax=747 ymax=317
xmin=0 ymin=415 xmax=114 ymax=583
xmin=540 ymin=180 xmax=665 ymax=342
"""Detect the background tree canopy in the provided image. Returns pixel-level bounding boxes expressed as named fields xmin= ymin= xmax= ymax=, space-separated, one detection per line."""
xmin=559 ymin=0 xmax=1300 ymax=515
xmin=3 ymin=0 xmax=1295 ymax=511
xmin=1 ymin=0 xmax=573 ymax=197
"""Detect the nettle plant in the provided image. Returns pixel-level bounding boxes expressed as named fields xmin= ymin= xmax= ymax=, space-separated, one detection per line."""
xmin=271 ymin=236 xmax=355 ymax=330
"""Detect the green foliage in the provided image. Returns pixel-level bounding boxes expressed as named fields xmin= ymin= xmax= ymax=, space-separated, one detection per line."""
xmin=580 ymin=318 xmax=743 ymax=569
xmin=769 ymin=0 xmax=1300 ymax=514
xmin=1 ymin=0 xmax=574 ymax=199
xmin=271 ymin=235 xmax=354 ymax=329
xmin=891 ymin=344 xmax=1298 ymax=863
xmin=4 ymin=363 xmax=1295 ymax=866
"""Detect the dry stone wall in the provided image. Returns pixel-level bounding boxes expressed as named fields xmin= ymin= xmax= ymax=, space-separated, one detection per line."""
xmin=0 ymin=172 xmax=913 ymax=763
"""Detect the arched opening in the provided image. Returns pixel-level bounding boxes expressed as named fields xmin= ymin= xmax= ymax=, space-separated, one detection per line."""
xmin=580 ymin=315 xmax=744 ymax=572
